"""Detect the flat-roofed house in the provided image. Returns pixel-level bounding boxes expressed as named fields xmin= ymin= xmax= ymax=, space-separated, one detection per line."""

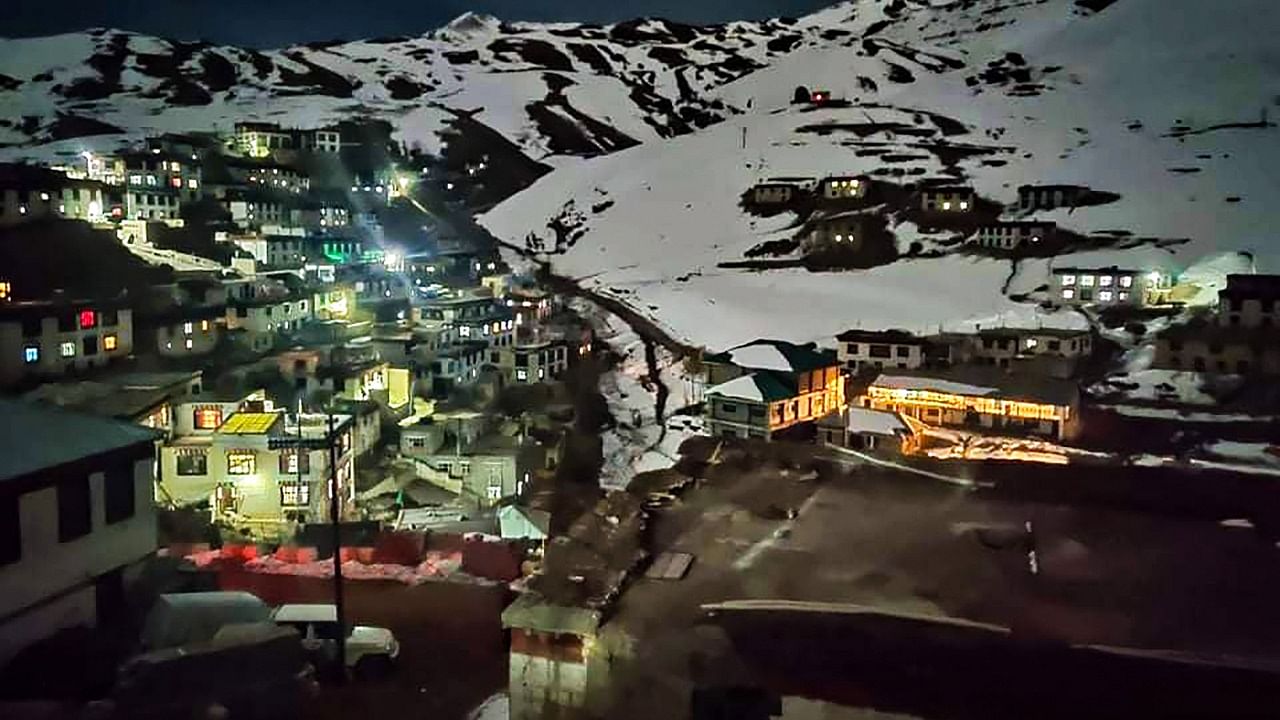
xmin=836 ymin=329 xmax=926 ymax=372
xmin=0 ymin=400 xmax=160 ymax=664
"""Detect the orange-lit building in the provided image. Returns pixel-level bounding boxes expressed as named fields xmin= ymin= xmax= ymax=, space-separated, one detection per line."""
xmin=703 ymin=339 xmax=846 ymax=440
xmin=860 ymin=367 xmax=1080 ymax=441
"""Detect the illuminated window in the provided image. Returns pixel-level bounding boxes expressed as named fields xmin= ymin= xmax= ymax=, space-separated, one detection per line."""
xmin=183 ymin=322 xmax=194 ymax=335
xmin=60 ymin=341 xmax=76 ymax=358
xmin=1062 ymin=288 xmax=1075 ymax=300
xmin=184 ymin=338 xmax=193 ymax=350
xmin=1061 ymin=275 xmax=1076 ymax=286
xmin=201 ymin=319 xmax=210 ymax=332
xmin=486 ymin=484 xmax=502 ymax=501
xmin=23 ymin=346 xmax=39 ymax=363
xmin=227 ymin=451 xmax=256 ymax=475
xmin=171 ymin=177 xmax=182 ymax=189
xmin=194 ymin=407 xmax=223 ymax=429
xmin=942 ymin=201 xmax=952 ymax=210
xmin=1099 ymin=276 xmax=1114 ymax=287
xmin=1026 ymin=338 xmax=1039 ymax=349
xmin=40 ymin=192 xmax=50 ymax=201
xmin=188 ymin=178 xmax=198 ymax=189
xmin=1080 ymin=275 xmax=1095 ymax=287
xmin=281 ymin=482 xmax=310 ymax=506
xmin=1120 ymin=276 xmax=1133 ymax=288
xmin=1118 ymin=291 xmax=1130 ymax=301
xmin=959 ymin=201 xmax=970 ymax=210
xmin=79 ymin=309 xmax=97 ymax=329
xmin=1099 ymin=290 xmax=1114 ymax=302
xmin=538 ymin=367 xmax=546 ymax=379
xmin=176 ymin=452 xmax=208 ymax=476
xmin=103 ymin=334 xmax=118 ymax=351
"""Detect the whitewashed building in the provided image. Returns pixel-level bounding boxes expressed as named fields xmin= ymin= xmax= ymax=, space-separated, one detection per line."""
xmin=0 ymin=301 xmax=134 ymax=388
xmin=1051 ymin=266 xmax=1171 ymax=307
xmin=0 ymin=400 xmax=159 ymax=665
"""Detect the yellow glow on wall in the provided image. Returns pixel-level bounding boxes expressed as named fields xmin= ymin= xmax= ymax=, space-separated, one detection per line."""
xmin=865 ymin=385 xmax=1065 ymax=421
xmin=388 ymin=367 xmax=411 ymax=409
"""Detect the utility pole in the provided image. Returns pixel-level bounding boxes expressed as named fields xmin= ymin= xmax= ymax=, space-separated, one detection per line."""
xmin=327 ymin=411 xmax=346 ymax=684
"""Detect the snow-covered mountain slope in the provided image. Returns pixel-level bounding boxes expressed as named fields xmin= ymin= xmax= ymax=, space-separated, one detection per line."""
xmin=0 ymin=10 xmax=917 ymax=162
xmin=481 ymin=0 xmax=1280 ymax=350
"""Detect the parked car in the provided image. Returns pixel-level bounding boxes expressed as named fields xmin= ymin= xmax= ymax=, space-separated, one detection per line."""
xmin=271 ymin=604 xmax=399 ymax=679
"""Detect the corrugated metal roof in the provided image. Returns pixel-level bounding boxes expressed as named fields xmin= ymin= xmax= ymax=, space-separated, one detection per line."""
xmin=0 ymin=399 xmax=160 ymax=483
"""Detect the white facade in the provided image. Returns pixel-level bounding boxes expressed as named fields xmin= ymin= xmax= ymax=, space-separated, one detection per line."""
xmin=153 ymin=317 xmax=221 ymax=358
xmin=0 ymin=449 xmax=156 ymax=664
xmin=0 ymin=184 xmax=108 ymax=226
xmin=1051 ymin=268 xmax=1168 ymax=307
xmin=0 ymin=305 xmax=134 ymax=387
xmin=972 ymin=222 xmax=1054 ymax=250
xmin=837 ymin=332 xmax=925 ymax=372
xmin=820 ymin=176 xmax=867 ymax=200
xmin=505 ymin=341 xmax=570 ymax=384
xmin=920 ymin=187 xmax=975 ymax=212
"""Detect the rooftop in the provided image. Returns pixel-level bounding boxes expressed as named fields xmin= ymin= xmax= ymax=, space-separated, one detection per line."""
xmin=869 ymin=366 xmax=1079 ymax=406
xmin=705 ymin=370 xmax=795 ymax=403
xmin=23 ymin=381 xmax=171 ymax=421
xmin=0 ymin=399 xmax=160 ymax=483
xmin=836 ymin=328 xmax=920 ymax=344
xmin=216 ymin=412 xmax=281 ymax=435
xmin=705 ymin=339 xmax=836 ymax=374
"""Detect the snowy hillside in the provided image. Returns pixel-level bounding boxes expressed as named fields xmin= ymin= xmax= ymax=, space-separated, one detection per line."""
xmin=0 ymin=11 xmax=856 ymax=161
xmin=482 ymin=0 xmax=1280 ymax=351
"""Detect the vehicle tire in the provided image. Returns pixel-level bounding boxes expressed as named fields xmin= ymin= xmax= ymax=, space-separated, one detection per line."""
xmin=355 ymin=655 xmax=394 ymax=681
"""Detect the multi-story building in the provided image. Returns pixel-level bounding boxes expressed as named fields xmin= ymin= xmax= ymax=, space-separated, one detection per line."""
xmin=234 ymin=122 xmax=296 ymax=158
xmin=503 ymin=340 xmax=570 ymax=384
xmin=1153 ymin=275 xmax=1280 ymax=375
xmin=803 ymin=211 xmax=865 ymax=253
xmin=1018 ymin=184 xmax=1087 ymax=211
xmin=224 ymin=189 xmax=290 ymax=230
xmin=703 ymin=339 xmax=846 ymax=440
xmin=159 ymin=411 xmax=356 ymax=534
xmin=0 ymin=400 xmax=159 ymax=665
xmin=1050 ymin=266 xmax=1172 ymax=307
xmin=0 ymin=301 xmax=133 ymax=387
xmin=835 ymin=329 xmax=926 ymax=372
xmin=426 ymin=341 xmax=490 ymax=397
xmin=23 ymin=370 xmax=203 ymax=438
xmin=400 ymin=425 xmax=554 ymax=506
xmin=456 ymin=310 xmax=517 ymax=348
xmin=121 ymin=150 xmax=202 ymax=203
xmin=300 ymin=127 xmax=343 ymax=153
xmin=859 ymin=367 xmax=1080 ymax=441
xmin=0 ymin=164 xmax=109 ymax=226
xmin=226 ymin=296 xmax=312 ymax=353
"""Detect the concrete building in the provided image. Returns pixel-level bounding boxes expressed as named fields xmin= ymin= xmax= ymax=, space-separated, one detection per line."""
xmin=121 ymin=150 xmax=202 ymax=204
xmin=226 ymin=296 xmax=312 ymax=353
xmin=159 ymin=411 xmax=356 ymax=534
xmin=971 ymin=221 xmax=1056 ymax=251
xmin=0 ymin=164 xmax=110 ymax=226
xmin=836 ymin=329 xmax=926 ymax=372
xmin=503 ymin=340 xmax=570 ymax=384
xmin=23 ymin=370 xmax=203 ymax=438
xmin=1217 ymin=274 xmax=1280 ymax=328
xmin=425 ymin=341 xmax=491 ymax=397
xmin=225 ymin=190 xmax=290 ymax=230
xmin=919 ymin=186 xmax=975 ymax=213
xmin=703 ymin=339 xmax=846 ymax=439
xmin=817 ymin=405 xmax=912 ymax=454
xmin=818 ymin=175 xmax=868 ymax=201
xmin=0 ymin=400 xmax=159 ymax=665
xmin=401 ymin=428 xmax=552 ymax=507
xmin=1154 ymin=321 xmax=1280 ymax=375
xmin=224 ymin=158 xmax=309 ymax=195
xmin=936 ymin=327 xmax=1094 ymax=373
xmin=1051 ymin=266 xmax=1172 ymax=308
xmin=860 ymin=367 xmax=1080 ymax=441
xmin=803 ymin=211 xmax=866 ymax=253
xmin=234 ymin=122 xmax=296 ymax=158
xmin=0 ymin=300 xmax=134 ymax=388
xmin=751 ymin=177 xmax=813 ymax=205
xmin=1018 ymin=184 xmax=1086 ymax=211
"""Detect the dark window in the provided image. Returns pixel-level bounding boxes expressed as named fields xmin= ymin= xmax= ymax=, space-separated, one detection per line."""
xmin=57 ymin=477 xmax=92 ymax=542
xmin=869 ymin=344 xmax=892 ymax=359
xmin=720 ymin=402 xmax=738 ymax=414
xmin=1048 ymin=340 xmax=1061 ymax=351
xmin=176 ymin=453 xmax=208 ymax=476
xmin=490 ymin=351 xmax=500 ymax=364
xmin=845 ymin=343 xmax=859 ymax=355
xmin=895 ymin=346 xmax=910 ymax=358
xmin=83 ymin=336 xmax=98 ymax=356
xmin=21 ymin=317 xmax=42 ymax=337
xmin=101 ymin=309 xmax=119 ymax=326
xmin=237 ymin=307 xmax=248 ymax=318
xmin=998 ymin=339 xmax=1012 ymax=350
xmin=0 ymin=493 xmax=19 ymax=566
xmin=515 ymin=353 xmax=528 ymax=367
xmin=1080 ymin=289 xmax=1093 ymax=301
xmin=982 ymin=338 xmax=994 ymax=349
xmin=104 ymin=462 xmax=135 ymax=524
xmin=57 ymin=313 xmax=76 ymax=332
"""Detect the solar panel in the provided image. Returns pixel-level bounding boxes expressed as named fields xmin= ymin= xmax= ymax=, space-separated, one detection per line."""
xmin=219 ymin=412 xmax=281 ymax=435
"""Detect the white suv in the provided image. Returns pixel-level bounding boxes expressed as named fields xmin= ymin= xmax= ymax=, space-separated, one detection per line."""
xmin=271 ymin=604 xmax=399 ymax=679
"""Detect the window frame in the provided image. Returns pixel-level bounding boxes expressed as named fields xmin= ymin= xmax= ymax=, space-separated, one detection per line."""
xmin=57 ymin=476 xmax=92 ymax=543
xmin=227 ymin=451 xmax=256 ymax=475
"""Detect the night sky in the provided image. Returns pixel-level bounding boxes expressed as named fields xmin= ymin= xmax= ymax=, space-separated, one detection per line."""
xmin=4 ymin=0 xmax=836 ymax=48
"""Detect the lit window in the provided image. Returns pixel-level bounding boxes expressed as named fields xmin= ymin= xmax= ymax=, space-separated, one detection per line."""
xmin=130 ymin=175 xmax=143 ymax=185
xmin=1099 ymin=276 xmax=1113 ymax=287
xmin=834 ymin=234 xmax=843 ymax=242
xmin=942 ymin=201 xmax=952 ymax=210
xmin=183 ymin=322 xmax=194 ymax=335
xmin=486 ymin=484 xmax=502 ymax=501
xmin=281 ymin=482 xmax=310 ymax=506
xmin=1118 ymin=291 xmax=1130 ymax=301
xmin=188 ymin=178 xmax=198 ymax=189
xmin=18 ymin=205 xmax=26 ymax=215
xmin=23 ymin=346 xmax=39 ymax=363
xmin=516 ymin=368 xmax=528 ymax=381
xmin=60 ymin=341 xmax=76 ymax=358
xmin=201 ymin=319 xmax=210 ymax=332
xmin=227 ymin=451 xmax=256 ymax=475
xmin=146 ymin=175 xmax=157 ymax=186
xmin=959 ymin=201 xmax=969 ymax=210
xmin=103 ymin=334 xmax=118 ymax=351
xmin=1120 ymin=276 xmax=1133 ymax=288
xmin=1099 ymin=290 xmax=1114 ymax=302
xmin=194 ymin=407 xmax=223 ymax=429
xmin=79 ymin=309 xmax=97 ymax=328
xmin=0 ymin=281 xmax=9 ymax=300
xmin=1062 ymin=289 xmax=1075 ymax=300
xmin=184 ymin=338 xmax=193 ymax=350
xmin=1026 ymin=338 xmax=1039 ymax=349
xmin=1080 ymin=275 xmax=1095 ymax=287
xmin=171 ymin=177 xmax=182 ymax=189
xmin=538 ymin=367 xmax=545 ymax=379
xmin=40 ymin=192 xmax=50 ymax=201
xmin=1061 ymin=275 xmax=1076 ymax=286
